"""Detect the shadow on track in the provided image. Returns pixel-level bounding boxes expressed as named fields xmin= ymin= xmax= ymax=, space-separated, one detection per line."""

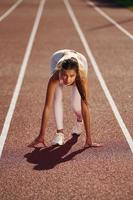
xmin=24 ymin=134 xmax=87 ymax=170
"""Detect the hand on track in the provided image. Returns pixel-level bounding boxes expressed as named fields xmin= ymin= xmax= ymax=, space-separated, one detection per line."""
xmin=28 ymin=137 xmax=47 ymax=148
xmin=84 ymin=142 xmax=103 ymax=148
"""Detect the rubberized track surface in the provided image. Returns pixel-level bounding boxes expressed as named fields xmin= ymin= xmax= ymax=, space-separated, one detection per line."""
xmin=0 ymin=0 xmax=133 ymax=199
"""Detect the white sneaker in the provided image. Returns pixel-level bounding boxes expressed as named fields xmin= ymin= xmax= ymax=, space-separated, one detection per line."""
xmin=72 ymin=121 xmax=83 ymax=136
xmin=52 ymin=132 xmax=65 ymax=145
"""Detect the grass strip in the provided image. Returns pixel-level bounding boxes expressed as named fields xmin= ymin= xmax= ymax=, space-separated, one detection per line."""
xmin=113 ymin=0 xmax=133 ymax=10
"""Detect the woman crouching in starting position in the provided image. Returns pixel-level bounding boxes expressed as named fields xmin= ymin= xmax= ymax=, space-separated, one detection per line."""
xmin=28 ymin=49 xmax=102 ymax=148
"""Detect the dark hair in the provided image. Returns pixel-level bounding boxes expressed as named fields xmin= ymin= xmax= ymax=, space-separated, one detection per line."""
xmin=61 ymin=57 xmax=88 ymax=105
xmin=61 ymin=57 xmax=78 ymax=72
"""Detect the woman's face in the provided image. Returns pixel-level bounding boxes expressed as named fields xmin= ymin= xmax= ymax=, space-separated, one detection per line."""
xmin=61 ymin=69 xmax=77 ymax=86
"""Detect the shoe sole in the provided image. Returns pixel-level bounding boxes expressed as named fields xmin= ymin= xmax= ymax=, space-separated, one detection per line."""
xmin=52 ymin=139 xmax=64 ymax=146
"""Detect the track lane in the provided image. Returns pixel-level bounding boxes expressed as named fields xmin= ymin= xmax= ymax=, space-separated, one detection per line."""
xmin=64 ymin=0 xmax=133 ymax=152
xmin=0 ymin=0 xmax=40 ymax=134
xmin=0 ymin=0 xmax=133 ymax=200
xmin=70 ymin=0 xmax=133 ymax=139
xmin=0 ymin=0 xmax=46 ymax=158
xmin=87 ymin=0 xmax=133 ymax=39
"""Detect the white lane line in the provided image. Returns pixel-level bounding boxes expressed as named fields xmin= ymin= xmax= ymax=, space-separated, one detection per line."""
xmin=0 ymin=0 xmax=46 ymax=158
xmin=87 ymin=1 xmax=133 ymax=40
xmin=0 ymin=0 xmax=23 ymax=22
xmin=64 ymin=0 xmax=133 ymax=153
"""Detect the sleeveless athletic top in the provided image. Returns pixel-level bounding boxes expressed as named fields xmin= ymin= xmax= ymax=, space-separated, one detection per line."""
xmin=51 ymin=49 xmax=88 ymax=85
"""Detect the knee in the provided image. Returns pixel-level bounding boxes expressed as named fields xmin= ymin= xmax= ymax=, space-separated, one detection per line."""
xmin=73 ymin=109 xmax=82 ymax=117
xmin=72 ymin=101 xmax=81 ymax=114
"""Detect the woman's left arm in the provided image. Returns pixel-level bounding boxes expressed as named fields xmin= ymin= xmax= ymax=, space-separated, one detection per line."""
xmin=81 ymin=78 xmax=92 ymax=146
xmin=81 ymin=78 xmax=103 ymax=148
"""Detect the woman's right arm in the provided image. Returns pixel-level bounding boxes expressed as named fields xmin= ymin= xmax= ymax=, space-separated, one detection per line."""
xmin=38 ymin=73 xmax=59 ymax=138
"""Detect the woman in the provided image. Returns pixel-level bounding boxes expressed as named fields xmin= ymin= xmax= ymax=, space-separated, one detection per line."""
xmin=28 ymin=49 xmax=102 ymax=148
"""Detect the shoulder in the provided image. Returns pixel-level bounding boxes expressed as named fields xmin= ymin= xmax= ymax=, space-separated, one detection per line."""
xmin=47 ymin=71 xmax=60 ymax=90
xmin=78 ymin=68 xmax=88 ymax=81
xmin=50 ymin=70 xmax=59 ymax=82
